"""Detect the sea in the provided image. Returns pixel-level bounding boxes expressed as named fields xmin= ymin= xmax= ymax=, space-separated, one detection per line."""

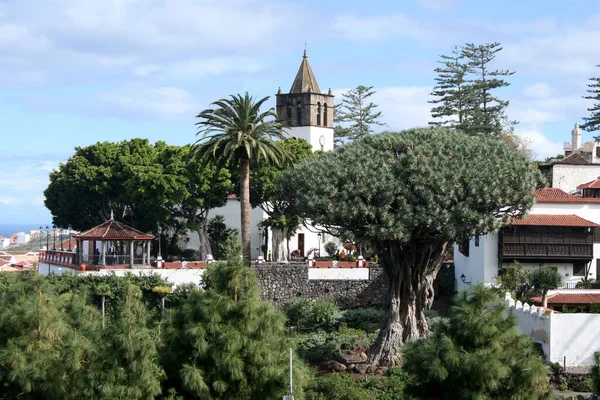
xmin=0 ymin=224 xmax=43 ymax=238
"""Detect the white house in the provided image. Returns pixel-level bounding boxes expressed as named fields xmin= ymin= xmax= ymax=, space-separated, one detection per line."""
xmin=185 ymin=51 xmax=338 ymax=260
xmin=0 ymin=237 xmax=10 ymax=250
xmin=455 ymin=187 xmax=600 ymax=291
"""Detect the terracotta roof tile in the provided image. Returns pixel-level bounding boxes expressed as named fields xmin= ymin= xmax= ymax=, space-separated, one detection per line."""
xmin=532 ymin=293 xmax=600 ymax=305
xmin=74 ymin=219 xmax=154 ymax=241
xmin=509 ymin=214 xmax=600 ymax=227
xmin=554 ymin=153 xmax=591 ymax=165
xmin=578 ymin=177 xmax=600 ymax=189
xmin=534 ymin=188 xmax=600 ymax=203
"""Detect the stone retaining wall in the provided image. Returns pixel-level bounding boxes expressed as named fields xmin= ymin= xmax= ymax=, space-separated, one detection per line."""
xmin=251 ymin=263 xmax=387 ymax=308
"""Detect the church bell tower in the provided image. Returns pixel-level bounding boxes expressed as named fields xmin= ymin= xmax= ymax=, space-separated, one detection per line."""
xmin=276 ymin=50 xmax=334 ymax=152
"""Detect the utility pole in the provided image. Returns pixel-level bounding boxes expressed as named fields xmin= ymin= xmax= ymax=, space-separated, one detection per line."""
xmin=283 ymin=348 xmax=294 ymax=400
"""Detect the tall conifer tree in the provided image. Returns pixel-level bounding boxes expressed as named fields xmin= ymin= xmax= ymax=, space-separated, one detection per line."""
xmin=334 ymin=85 xmax=385 ymax=145
xmin=581 ymin=65 xmax=600 ymax=132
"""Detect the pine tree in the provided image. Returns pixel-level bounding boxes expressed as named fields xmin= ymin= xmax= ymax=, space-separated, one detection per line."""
xmin=581 ymin=65 xmax=600 ymax=132
xmin=462 ymin=42 xmax=515 ymax=137
xmin=162 ymin=253 xmax=308 ymax=399
xmin=403 ymin=285 xmax=551 ymax=399
xmin=430 ymin=43 xmax=515 ymax=138
xmin=334 ymin=85 xmax=385 ymax=145
xmin=429 ymin=46 xmax=474 ymax=131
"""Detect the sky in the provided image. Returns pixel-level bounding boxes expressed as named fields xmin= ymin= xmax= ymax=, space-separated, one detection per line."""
xmin=2 ymin=0 xmax=600 ymax=224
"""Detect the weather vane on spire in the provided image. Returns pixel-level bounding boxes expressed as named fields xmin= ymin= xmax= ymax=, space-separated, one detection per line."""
xmin=303 ymin=42 xmax=307 ymax=58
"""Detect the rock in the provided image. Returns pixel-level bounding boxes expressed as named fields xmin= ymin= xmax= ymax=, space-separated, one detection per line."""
xmin=366 ymin=364 xmax=377 ymax=374
xmin=376 ymin=367 xmax=388 ymax=376
xmin=360 ymin=352 xmax=368 ymax=360
xmin=328 ymin=360 xmax=347 ymax=372
xmin=338 ymin=350 xmax=368 ymax=364
xmin=348 ymin=364 xmax=356 ymax=371
xmin=354 ymin=363 xmax=369 ymax=374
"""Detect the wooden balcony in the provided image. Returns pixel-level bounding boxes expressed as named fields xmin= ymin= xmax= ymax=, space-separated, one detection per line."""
xmin=500 ymin=226 xmax=595 ymax=262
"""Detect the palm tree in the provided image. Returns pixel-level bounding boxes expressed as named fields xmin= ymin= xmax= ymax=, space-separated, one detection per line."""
xmin=193 ymin=93 xmax=287 ymax=264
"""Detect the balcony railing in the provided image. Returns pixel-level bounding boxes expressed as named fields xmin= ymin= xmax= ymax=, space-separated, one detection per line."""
xmin=39 ymin=250 xmax=77 ymax=266
xmin=500 ymin=243 xmax=593 ymax=260
xmin=39 ymin=250 xmax=148 ymax=267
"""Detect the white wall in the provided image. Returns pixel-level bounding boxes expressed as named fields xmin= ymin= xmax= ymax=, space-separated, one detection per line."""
xmin=506 ymin=292 xmax=600 ymax=368
xmin=308 ymin=268 xmax=369 ymax=280
xmin=506 ymin=262 xmax=596 ymax=285
xmin=288 ymin=125 xmax=334 ymax=152
xmin=552 ymin=164 xmax=600 ymax=193
xmin=531 ymin=202 xmax=600 ymax=223
xmin=0 ymin=239 xmax=9 ymax=250
xmin=38 ymin=262 xmax=205 ymax=288
xmin=454 ymin=235 xmax=499 ymax=292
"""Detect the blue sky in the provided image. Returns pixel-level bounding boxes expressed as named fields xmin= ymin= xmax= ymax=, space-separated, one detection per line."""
xmin=2 ymin=0 xmax=600 ymax=224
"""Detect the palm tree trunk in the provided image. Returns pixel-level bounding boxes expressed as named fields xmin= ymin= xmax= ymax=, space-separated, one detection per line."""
xmin=240 ymin=156 xmax=251 ymax=265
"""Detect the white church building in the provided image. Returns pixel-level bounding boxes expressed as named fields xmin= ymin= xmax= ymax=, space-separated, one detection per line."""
xmin=186 ymin=51 xmax=338 ymax=260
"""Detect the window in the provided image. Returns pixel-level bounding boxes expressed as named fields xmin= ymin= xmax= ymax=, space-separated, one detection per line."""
xmin=573 ymin=262 xmax=586 ymax=276
xmin=596 ymin=146 xmax=600 ymax=158
xmin=317 ymin=102 xmax=321 ymax=125
xmin=286 ymin=103 xmax=292 ymax=121
xmin=474 ymin=234 xmax=480 ymax=247
xmin=458 ymin=239 xmax=470 ymax=257
xmin=324 ymin=103 xmax=328 ymax=126
xmin=296 ymin=103 xmax=302 ymax=126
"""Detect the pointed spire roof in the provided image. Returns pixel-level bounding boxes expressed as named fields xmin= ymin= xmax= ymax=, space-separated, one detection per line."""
xmin=289 ymin=50 xmax=321 ymax=94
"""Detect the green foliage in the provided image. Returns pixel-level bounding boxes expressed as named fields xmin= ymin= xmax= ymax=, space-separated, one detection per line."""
xmin=498 ymin=262 xmax=533 ymax=302
xmin=592 ymin=351 xmax=600 ymax=394
xmin=207 ymin=215 xmax=239 ymax=260
xmin=403 ymin=285 xmax=551 ymax=399
xmin=293 ymin=327 xmax=378 ymax=363
xmin=162 ymin=257 xmax=308 ymax=399
xmin=324 ymin=241 xmax=338 ymax=257
xmin=581 ymin=65 xmax=600 ymax=132
xmin=334 ymin=85 xmax=385 ymax=145
xmin=340 ymin=308 xmax=384 ymax=332
xmin=283 ymin=298 xmax=340 ymax=329
xmin=305 ymin=369 xmax=411 ymax=400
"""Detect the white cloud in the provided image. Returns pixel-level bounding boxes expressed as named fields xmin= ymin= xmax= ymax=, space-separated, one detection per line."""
xmin=0 ymin=196 xmax=21 ymax=205
xmin=515 ymin=127 xmax=563 ymax=160
xmin=332 ymin=14 xmax=431 ymax=42
xmin=134 ymin=57 xmax=263 ymax=79
xmin=523 ymin=82 xmax=554 ymax=99
xmin=419 ymin=0 xmax=461 ymax=11
xmin=98 ymin=86 xmax=197 ymax=118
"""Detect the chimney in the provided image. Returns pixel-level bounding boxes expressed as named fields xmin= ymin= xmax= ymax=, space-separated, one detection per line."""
xmin=572 ymin=122 xmax=582 ymax=151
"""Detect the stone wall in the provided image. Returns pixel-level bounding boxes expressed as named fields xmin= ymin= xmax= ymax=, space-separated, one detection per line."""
xmin=251 ymin=263 xmax=388 ymax=308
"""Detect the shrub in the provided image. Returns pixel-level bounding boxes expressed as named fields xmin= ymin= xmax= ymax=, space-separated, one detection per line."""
xmin=293 ymin=327 xmax=377 ymax=363
xmin=283 ymin=298 xmax=340 ymax=329
xmin=593 ymin=351 xmax=600 ymax=394
xmin=340 ymin=308 xmax=384 ymax=331
xmin=305 ymin=373 xmax=375 ymax=400
xmin=324 ymin=242 xmax=337 ymax=257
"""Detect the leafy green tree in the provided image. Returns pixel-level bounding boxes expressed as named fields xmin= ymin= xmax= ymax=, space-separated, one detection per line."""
xmin=207 ymin=215 xmax=239 ymax=260
xmin=162 ymin=254 xmax=308 ymax=399
xmin=279 ymin=127 xmax=540 ymax=366
xmin=581 ymin=65 xmax=600 ymax=132
xmin=429 ymin=45 xmax=474 ymax=131
xmin=530 ymin=267 xmax=562 ymax=308
xmin=403 ymin=285 xmax=551 ymax=399
xmin=334 ymin=85 xmax=385 ymax=145
xmin=44 ymin=139 xmax=173 ymax=232
xmin=160 ymin=145 xmax=233 ymax=259
xmin=592 ymin=351 xmax=600 ymax=394
xmin=194 ymin=93 xmax=288 ymax=264
xmin=250 ymin=138 xmax=313 ymax=261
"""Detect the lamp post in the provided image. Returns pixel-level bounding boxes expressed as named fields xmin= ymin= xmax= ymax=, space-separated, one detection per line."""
xmin=460 ymin=274 xmax=471 ymax=286
xmin=39 ymin=225 xmax=43 ymax=250
xmin=52 ymin=225 xmax=56 ymax=250
xmin=157 ymin=226 xmax=162 ymax=258
xmin=45 ymin=225 xmax=49 ymax=249
xmin=317 ymin=233 xmax=321 ymax=258
xmin=68 ymin=224 xmax=72 ymax=251
xmin=60 ymin=227 xmax=64 ymax=251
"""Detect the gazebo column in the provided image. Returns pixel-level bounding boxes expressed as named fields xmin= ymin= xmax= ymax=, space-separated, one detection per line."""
xmin=101 ymin=241 xmax=106 ymax=266
xmin=147 ymin=242 xmax=151 ymax=266
xmin=129 ymin=241 xmax=134 ymax=268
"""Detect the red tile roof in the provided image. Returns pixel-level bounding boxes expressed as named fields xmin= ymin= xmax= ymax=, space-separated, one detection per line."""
xmin=74 ymin=219 xmax=154 ymax=241
xmin=554 ymin=153 xmax=591 ymax=165
xmin=509 ymin=214 xmax=600 ymax=227
xmin=532 ymin=293 xmax=600 ymax=305
xmin=534 ymin=188 xmax=600 ymax=203
xmin=578 ymin=177 xmax=600 ymax=189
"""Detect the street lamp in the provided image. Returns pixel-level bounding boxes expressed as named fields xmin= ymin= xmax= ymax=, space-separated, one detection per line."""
xmin=52 ymin=225 xmax=56 ymax=249
xmin=460 ymin=274 xmax=471 ymax=286
xmin=39 ymin=225 xmax=43 ymax=250
xmin=60 ymin=227 xmax=64 ymax=251
xmin=45 ymin=225 xmax=49 ymax=249
xmin=317 ymin=233 xmax=321 ymax=258
xmin=157 ymin=226 xmax=162 ymax=258
xmin=68 ymin=224 xmax=72 ymax=251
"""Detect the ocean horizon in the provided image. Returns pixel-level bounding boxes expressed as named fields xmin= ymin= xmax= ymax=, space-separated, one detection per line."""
xmin=0 ymin=223 xmax=44 ymax=238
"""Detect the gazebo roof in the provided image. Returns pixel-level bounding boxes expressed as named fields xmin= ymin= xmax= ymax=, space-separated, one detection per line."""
xmin=74 ymin=218 xmax=154 ymax=241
